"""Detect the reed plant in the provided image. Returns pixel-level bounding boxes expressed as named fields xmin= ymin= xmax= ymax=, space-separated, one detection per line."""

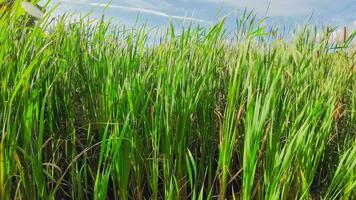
xmin=0 ymin=2 xmax=355 ymax=199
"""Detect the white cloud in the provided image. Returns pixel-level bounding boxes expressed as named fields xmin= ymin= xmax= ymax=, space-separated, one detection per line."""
xmin=205 ymin=0 xmax=330 ymax=16
xmin=58 ymin=0 xmax=212 ymax=24
xmin=91 ymin=2 xmax=212 ymax=24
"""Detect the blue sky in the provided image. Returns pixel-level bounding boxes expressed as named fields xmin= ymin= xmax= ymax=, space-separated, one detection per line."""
xmin=47 ymin=0 xmax=356 ymax=30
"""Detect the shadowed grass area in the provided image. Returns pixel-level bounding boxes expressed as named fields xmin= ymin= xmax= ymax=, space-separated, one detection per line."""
xmin=0 ymin=1 xmax=355 ymax=199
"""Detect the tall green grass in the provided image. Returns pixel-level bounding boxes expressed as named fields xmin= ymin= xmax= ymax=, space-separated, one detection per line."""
xmin=0 ymin=2 xmax=355 ymax=199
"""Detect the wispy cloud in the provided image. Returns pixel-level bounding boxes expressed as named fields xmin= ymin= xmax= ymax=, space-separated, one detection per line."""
xmin=58 ymin=0 xmax=212 ymax=25
xmin=204 ymin=0 xmax=338 ymax=16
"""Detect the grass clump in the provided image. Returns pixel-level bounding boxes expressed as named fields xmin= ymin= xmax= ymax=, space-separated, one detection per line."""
xmin=0 ymin=2 xmax=355 ymax=199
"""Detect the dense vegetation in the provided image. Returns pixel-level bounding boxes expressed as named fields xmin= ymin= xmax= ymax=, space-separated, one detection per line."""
xmin=0 ymin=2 xmax=355 ymax=199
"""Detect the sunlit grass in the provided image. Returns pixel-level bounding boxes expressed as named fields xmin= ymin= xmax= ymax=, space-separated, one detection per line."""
xmin=0 ymin=2 xmax=355 ymax=199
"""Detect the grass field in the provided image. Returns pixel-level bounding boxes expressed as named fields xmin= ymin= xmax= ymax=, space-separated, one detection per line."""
xmin=0 ymin=2 xmax=355 ymax=199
